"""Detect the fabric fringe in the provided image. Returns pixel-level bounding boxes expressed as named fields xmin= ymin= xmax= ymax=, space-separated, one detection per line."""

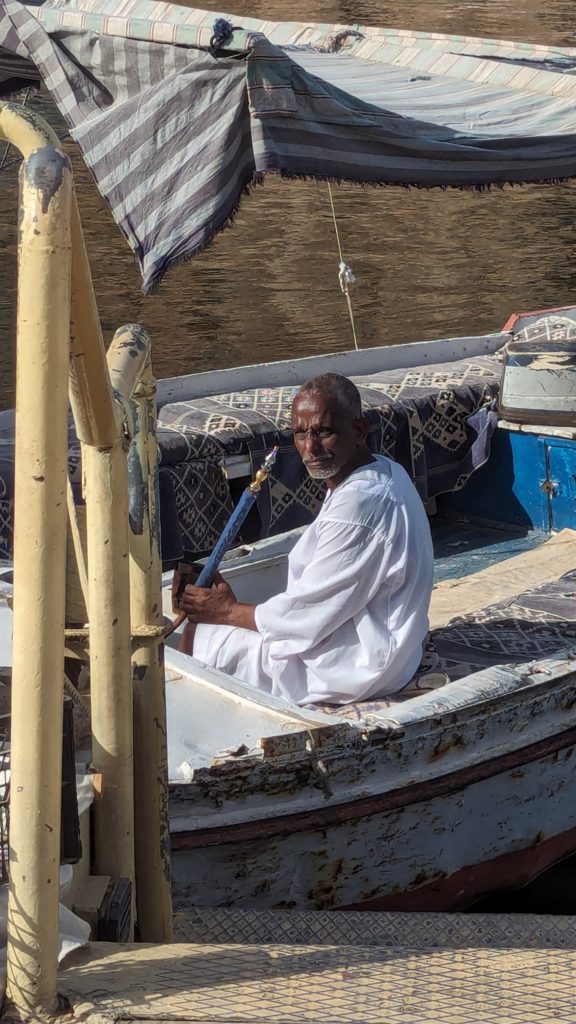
xmin=142 ymin=165 xmax=574 ymax=293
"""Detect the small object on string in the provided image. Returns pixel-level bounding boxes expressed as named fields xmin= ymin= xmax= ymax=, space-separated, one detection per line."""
xmin=327 ymin=182 xmax=360 ymax=351
xmin=338 ymin=261 xmax=356 ymax=295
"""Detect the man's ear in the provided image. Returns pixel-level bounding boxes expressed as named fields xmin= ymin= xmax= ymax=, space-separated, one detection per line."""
xmin=354 ymin=416 xmax=369 ymax=443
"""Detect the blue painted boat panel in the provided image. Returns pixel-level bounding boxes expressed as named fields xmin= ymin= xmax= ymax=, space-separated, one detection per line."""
xmin=439 ymin=429 xmax=549 ymax=530
xmin=546 ymin=441 xmax=576 ymax=532
xmin=439 ymin=426 xmax=576 ymax=532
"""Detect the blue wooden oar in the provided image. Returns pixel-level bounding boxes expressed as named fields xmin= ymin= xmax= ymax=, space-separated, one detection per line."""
xmin=195 ymin=445 xmax=279 ymax=588
xmin=165 ymin=446 xmax=278 ymax=637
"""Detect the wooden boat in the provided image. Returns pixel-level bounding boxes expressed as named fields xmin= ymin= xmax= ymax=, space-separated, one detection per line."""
xmin=143 ymin=304 xmax=576 ymax=915
xmin=3 ymin=0 xmax=576 ymax=927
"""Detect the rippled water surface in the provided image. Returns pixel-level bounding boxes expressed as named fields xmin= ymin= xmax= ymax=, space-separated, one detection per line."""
xmin=1 ymin=0 xmax=576 ymax=406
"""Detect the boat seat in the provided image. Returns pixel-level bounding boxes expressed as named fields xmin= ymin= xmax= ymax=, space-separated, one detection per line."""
xmin=156 ymin=353 xmax=500 ymax=558
xmin=310 ymin=530 xmax=576 ymax=720
xmin=0 ymin=352 xmax=497 ymax=561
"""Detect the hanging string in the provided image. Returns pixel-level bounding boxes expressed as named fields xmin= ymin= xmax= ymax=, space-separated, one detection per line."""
xmin=327 ymin=181 xmax=359 ymax=351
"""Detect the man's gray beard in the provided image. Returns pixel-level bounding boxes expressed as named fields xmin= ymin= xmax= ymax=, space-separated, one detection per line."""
xmin=304 ymin=461 xmax=343 ymax=480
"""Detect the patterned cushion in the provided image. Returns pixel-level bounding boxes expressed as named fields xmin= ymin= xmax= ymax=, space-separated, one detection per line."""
xmin=156 ymin=355 xmax=501 ymax=556
xmin=0 ymin=353 xmax=501 ymax=559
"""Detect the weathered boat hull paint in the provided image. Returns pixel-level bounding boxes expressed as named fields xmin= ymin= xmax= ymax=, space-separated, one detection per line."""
xmin=168 ymin=657 xmax=576 ymax=913
xmin=342 ymin=822 xmax=576 ymax=911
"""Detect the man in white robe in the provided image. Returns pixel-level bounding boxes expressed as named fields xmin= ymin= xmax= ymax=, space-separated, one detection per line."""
xmin=179 ymin=373 xmax=434 ymax=705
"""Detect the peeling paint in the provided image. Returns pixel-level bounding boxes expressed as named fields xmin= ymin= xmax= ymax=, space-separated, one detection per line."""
xmin=23 ymin=146 xmax=69 ymax=215
xmin=169 ymin=658 xmax=576 ymax=913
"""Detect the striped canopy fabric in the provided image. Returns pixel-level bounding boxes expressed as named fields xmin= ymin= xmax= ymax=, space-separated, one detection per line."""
xmin=2 ymin=1 xmax=576 ymax=291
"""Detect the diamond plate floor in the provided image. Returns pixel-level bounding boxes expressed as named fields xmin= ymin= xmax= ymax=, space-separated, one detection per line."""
xmin=173 ymin=907 xmax=576 ymax=950
xmin=62 ymin=940 xmax=576 ymax=1023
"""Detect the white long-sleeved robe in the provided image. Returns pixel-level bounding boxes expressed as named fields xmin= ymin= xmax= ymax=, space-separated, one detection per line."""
xmin=193 ymin=455 xmax=434 ymax=705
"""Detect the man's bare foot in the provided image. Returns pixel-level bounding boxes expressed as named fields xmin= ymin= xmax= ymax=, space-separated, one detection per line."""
xmin=178 ymin=620 xmax=196 ymax=655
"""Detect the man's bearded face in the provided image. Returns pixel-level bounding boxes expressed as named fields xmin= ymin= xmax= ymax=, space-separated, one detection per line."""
xmin=291 ymin=392 xmax=365 ymax=482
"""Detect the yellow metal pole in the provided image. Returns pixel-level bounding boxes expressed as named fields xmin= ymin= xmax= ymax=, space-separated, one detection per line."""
xmin=67 ymin=216 xmax=155 ymax=931
xmin=58 ymin=149 xmax=136 ymax=920
xmin=3 ymin=141 xmax=72 ymax=1017
xmin=125 ymin=334 xmax=173 ymax=942
xmin=83 ymin=439 xmax=135 ymax=900
xmin=0 ymin=115 xmax=134 ymax=904
xmin=0 ymin=100 xmax=57 ymax=155
xmin=69 ymin=203 xmax=120 ymax=449
xmin=1 ymin=101 xmax=172 ymax=976
xmin=78 ymin=322 xmax=154 ymax=929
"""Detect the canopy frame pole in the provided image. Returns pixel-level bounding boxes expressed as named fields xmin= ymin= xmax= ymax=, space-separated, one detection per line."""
xmin=125 ymin=337 xmax=173 ymax=941
xmin=0 ymin=105 xmax=72 ymax=1020
xmin=66 ymin=166 xmax=158 ymax=927
xmin=77 ymin=323 xmax=151 ymax=929
xmin=0 ymin=101 xmax=171 ymax=992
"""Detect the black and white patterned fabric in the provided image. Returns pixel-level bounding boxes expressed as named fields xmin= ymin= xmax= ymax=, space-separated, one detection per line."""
xmin=0 ymin=352 xmax=499 ymax=560
xmin=4 ymin=1 xmax=576 ymax=291
xmin=156 ymin=354 xmax=500 ymax=557
xmin=431 ymin=570 xmax=576 ymax=681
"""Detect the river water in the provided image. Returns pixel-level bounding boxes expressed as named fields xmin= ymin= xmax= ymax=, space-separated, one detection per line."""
xmin=1 ymin=0 xmax=576 ymax=404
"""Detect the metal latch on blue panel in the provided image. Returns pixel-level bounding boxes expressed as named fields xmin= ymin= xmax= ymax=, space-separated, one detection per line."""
xmin=540 ymin=479 xmax=560 ymax=497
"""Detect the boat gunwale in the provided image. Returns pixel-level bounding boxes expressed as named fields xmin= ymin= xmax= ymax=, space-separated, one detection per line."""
xmin=166 ymin=646 xmax=576 ymax=761
xmin=155 ymin=331 xmax=509 ymax=407
xmin=170 ymin=717 xmax=576 ymax=849
xmin=168 ymin=651 xmax=576 ymax=835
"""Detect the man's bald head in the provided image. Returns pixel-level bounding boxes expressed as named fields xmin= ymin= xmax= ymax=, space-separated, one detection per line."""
xmin=295 ymin=373 xmax=362 ymax=421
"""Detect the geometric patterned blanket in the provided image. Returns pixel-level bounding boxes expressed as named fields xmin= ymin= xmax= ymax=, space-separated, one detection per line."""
xmin=155 ymin=304 xmax=576 ymax=557
xmin=157 ymin=354 xmax=500 ymax=558
xmin=310 ymin=569 xmax=576 ymax=719
xmin=0 ymin=352 xmax=498 ymax=561
xmin=431 ymin=569 xmax=576 ymax=680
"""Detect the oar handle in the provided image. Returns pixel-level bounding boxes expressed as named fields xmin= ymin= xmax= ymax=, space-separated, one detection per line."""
xmin=195 ymin=445 xmax=278 ymax=588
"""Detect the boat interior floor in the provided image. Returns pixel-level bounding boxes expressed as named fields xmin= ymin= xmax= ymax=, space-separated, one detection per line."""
xmin=431 ymin=515 xmax=549 ymax=584
xmin=430 ymin=524 xmax=576 ymax=627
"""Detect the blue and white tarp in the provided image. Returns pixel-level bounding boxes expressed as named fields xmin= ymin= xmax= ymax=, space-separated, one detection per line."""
xmin=2 ymin=0 xmax=576 ymax=290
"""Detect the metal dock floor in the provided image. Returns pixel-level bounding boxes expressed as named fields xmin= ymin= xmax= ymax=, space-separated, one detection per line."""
xmin=60 ymin=912 xmax=576 ymax=1024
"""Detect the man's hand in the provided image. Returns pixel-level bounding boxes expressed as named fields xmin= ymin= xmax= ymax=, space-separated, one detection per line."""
xmin=179 ymin=574 xmax=236 ymax=624
xmin=179 ymin=572 xmax=257 ymax=631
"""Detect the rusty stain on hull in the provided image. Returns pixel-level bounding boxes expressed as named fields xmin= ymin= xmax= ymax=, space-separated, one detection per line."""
xmin=170 ymin=743 xmax=576 ymax=914
xmin=167 ymin=654 xmax=576 ymax=916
